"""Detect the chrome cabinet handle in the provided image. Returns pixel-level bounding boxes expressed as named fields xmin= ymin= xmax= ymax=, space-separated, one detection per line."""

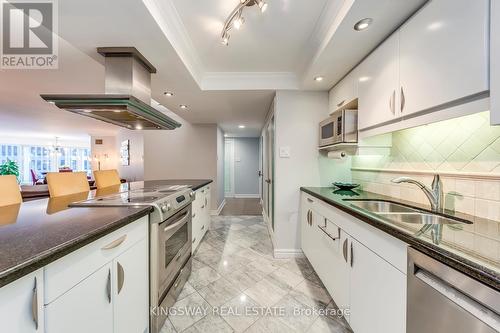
xmin=205 ymin=197 xmax=207 ymax=206
xmin=201 ymin=225 xmax=205 ymax=230
xmin=192 ymin=213 xmax=196 ymax=218
xmin=164 ymin=212 xmax=189 ymax=232
xmin=307 ymin=198 xmax=314 ymax=203
xmin=32 ymin=277 xmax=38 ymax=330
xmin=342 ymin=239 xmax=348 ymax=263
xmin=336 ymin=100 xmax=345 ymax=108
xmin=318 ymin=222 xmax=340 ymax=242
xmin=101 ymin=235 xmax=127 ymax=250
xmin=175 ymin=252 xmax=182 ymax=262
xmin=350 ymin=242 xmax=354 ymax=267
xmin=401 ymin=87 xmax=405 ymax=113
xmin=106 ymin=268 xmax=111 ymax=303
xmin=117 ymin=262 xmax=125 ymax=294
xmin=192 ymin=237 xmax=197 ymax=244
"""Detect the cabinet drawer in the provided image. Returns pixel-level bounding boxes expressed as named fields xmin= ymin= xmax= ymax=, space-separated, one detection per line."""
xmin=44 ymin=216 xmax=148 ymax=304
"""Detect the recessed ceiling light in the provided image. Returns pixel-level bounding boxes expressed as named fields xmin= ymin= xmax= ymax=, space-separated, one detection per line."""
xmin=113 ymin=110 xmax=122 ymax=113
xmin=238 ymin=125 xmax=245 ymax=129
xmin=314 ymin=76 xmax=324 ymax=82
xmin=164 ymin=91 xmax=174 ymax=97
xmin=135 ymin=124 xmax=143 ymax=130
xmin=180 ymin=104 xmax=188 ymax=110
xmin=354 ymin=18 xmax=373 ymax=31
xmin=48 ymin=101 xmax=55 ymax=105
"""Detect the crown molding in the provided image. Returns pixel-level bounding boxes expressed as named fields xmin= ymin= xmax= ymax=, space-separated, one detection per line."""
xmin=201 ymin=72 xmax=299 ymax=91
xmin=142 ymin=0 xmax=205 ymax=85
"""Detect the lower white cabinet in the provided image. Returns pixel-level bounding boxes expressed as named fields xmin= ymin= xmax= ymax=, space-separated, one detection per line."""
xmin=45 ymin=263 xmax=114 ymax=333
xmin=192 ymin=185 xmax=211 ymax=252
xmin=113 ymin=238 xmax=149 ymax=333
xmin=0 ymin=269 xmax=44 ymax=333
xmin=349 ymin=238 xmax=406 ymax=333
xmin=300 ymin=192 xmax=407 ymax=333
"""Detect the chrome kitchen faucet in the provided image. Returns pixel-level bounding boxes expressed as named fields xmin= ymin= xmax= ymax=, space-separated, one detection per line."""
xmin=391 ymin=174 xmax=443 ymax=212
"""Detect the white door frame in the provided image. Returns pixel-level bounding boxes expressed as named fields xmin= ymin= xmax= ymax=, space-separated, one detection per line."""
xmin=224 ymin=138 xmax=235 ymax=198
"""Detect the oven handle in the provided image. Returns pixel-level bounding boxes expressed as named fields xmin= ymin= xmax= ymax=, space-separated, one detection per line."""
xmin=163 ymin=212 xmax=190 ymax=232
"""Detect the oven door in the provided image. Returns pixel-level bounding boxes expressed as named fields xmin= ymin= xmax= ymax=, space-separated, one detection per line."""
xmin=319 ymin=116 xmax=337 ymax=147
xmin=157 ymin=205 xmax=192 ymax=298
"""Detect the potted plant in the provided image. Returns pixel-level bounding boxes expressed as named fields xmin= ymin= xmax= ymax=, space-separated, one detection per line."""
xmin=0 ymin=159 xmax=20 ymax=182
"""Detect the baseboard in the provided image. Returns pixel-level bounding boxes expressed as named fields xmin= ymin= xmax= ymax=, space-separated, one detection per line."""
xmin=210 ymin=199 xmax=226 ymax=216
xmin=273 ymin=248 xmax=305 ymax=259
xmin=263 ymin=213 xmax=276 ymax=249
xmin=233 ymin=194 xmax=260 ymax=199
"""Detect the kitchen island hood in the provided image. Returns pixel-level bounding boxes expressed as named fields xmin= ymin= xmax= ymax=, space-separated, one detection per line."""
xmin=41 ymin=47 xmax=181 ymax=130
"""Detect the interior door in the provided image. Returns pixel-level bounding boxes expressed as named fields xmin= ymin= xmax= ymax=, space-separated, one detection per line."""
xmin=266 ymin=115 xmax=275 ymax=230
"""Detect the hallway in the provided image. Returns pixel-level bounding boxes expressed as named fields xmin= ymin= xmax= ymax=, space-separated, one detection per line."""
xmin=220 ymin=198 xmax=262 ymax=216
xmin=161 ymin=215 xmax=352 ymax=333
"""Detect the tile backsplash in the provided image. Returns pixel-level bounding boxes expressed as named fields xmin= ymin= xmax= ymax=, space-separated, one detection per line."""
xmin=350 ymin=111 xmax=500 ymax=221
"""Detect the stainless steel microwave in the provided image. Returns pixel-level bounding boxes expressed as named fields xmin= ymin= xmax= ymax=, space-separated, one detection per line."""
xmin=319 ymin=109 xmax=358 ymax=147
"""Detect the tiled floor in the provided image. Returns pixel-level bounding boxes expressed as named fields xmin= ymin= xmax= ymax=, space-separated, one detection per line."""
xmin=161 ymin=215 xmax=352 ymax=333
xmin=220 ymin=198 xmax=262 ymax=216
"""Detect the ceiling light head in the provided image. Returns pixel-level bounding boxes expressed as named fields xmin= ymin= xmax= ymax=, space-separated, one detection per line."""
xmin=314 ymin=76 xmax=324 ymax=82
xmin=354 ymin=18 xmax=373 ymax=31
xmin=221 ymin=33 xmax=230 ymax=46
xmin=233 ymin=14 xmax=244 ymax=30
xmin=257 ymin=0 xmax=268 ymax=12
xmin=135 ymin=124 xmax=143 ymax=130
xmin=238 ymin=125 xmax=246 ymax=129
xmin=180 ymin=104 xmax=188 ymax=110
xmin=164 ymin=91 xmax=174 ymax=97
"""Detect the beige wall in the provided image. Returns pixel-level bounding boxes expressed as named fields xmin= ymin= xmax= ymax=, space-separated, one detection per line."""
xmin=116 ymin=129 xmax=144 ymax=182
xmin=90 ymin=136 xmax=118 ymax=171
xmin=143 ymin=122 xmax=220 ymax=210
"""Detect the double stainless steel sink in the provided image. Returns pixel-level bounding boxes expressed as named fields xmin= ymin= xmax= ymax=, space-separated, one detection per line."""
xmin=343 ymin=199 xmax=472 ymax=225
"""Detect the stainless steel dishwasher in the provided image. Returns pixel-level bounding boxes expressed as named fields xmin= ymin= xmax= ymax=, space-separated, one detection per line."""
xmin=407 ymin=248 xmax=500 ymax=333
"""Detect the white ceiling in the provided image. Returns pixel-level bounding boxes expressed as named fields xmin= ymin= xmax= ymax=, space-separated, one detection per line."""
xmin=0 ymin=0 xmax=428 ymax=139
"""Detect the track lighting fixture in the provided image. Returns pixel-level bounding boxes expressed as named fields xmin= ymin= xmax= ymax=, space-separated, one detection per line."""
xmin=221 ymin=0 xmax=268 ymax=46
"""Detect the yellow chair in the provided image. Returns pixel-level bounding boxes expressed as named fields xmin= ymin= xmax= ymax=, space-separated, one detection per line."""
xmin=94 ymin=169 xmax=121 ymax=189
xmin=46 ymin=172 xmax=90 ymax=197
xmin=0 ymin=175 xmax=22 ymax=206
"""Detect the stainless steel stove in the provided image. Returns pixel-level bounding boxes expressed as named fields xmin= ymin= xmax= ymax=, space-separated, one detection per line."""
xmin=71 ymin=184 xmax=195 ymax=333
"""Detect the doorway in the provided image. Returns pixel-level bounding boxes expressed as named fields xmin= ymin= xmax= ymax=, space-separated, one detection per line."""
xmin=222 ymin=137 xmax=261 ymax=216
xmin=261 ymin=114 xmax=275 ymax=230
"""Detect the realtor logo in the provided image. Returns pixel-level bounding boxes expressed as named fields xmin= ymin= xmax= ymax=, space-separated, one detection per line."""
xmin=1 ymin=0 xmax=58 ymax=69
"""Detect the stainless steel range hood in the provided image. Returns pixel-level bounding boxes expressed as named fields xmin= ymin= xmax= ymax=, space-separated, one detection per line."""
xmin=41 ymin=47 xmax=181 ymax=130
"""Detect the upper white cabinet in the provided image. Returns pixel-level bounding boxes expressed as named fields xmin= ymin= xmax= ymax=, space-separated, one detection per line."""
xmin=329 ymin=69 xmax=358 ymax=112
xmin=358 ymin=33 xmax=400 ymax=130
xmin=491 ymin=0 xmax=500 ymax=125
xmin=399 ymin=0 xmax=489 ymax=116
xmin=0 ymin=269 xmax=44 ymax=333
xmin=349 ymin=238 xmax=406 ymax=333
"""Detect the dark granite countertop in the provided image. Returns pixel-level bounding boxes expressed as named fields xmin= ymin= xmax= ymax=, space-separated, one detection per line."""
xmin=301 ymin=187 xmax=500 ymax=291
xmin=0 ymin=179 xmax=212 ymax=288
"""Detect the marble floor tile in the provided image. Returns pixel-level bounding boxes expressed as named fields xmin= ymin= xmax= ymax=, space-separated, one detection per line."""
xmin=161 ymin=215 xmax=353 ymax=333
xmin=219 ymin=294 xmax=261 ymax=332
xmin=245 ymin=316 xmax=292 ymax=333
xmin=244 ymin=277 xmax=289 ymax=307
xmin=168 ymin=292 xmax=211 ymax=332
xmin=182 ymin=314 xmax=234 ymax=333
xmin=198 ymin=278 xmax=242 ymax=307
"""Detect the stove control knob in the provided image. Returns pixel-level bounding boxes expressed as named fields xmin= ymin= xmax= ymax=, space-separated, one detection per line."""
xmin=189 ymin=191 xmax=195 ymax=198
xmin=161 ymin=204 xmax=170 ymax=213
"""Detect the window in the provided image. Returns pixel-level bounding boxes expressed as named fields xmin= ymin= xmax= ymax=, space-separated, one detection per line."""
xmin=0 ymin=144 xmax=91 ymax=184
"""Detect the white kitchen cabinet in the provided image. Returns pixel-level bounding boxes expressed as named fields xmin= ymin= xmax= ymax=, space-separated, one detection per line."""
xmin=113 ymin=238 xmax=149 ymax=333
xmin=192 ymin=185 xmax=210 ymax=252
xmin=315 ymin=217 xmax=351 ymax=314
xmin=329 ymin=69 xmax=358 ymax=113
xmin=300 ymin=194 xmax=315 ymax=259
xmin=357 ymin=33 xmax=400 ymax=130
xmin=0 ymin=269 xmax=44 ymax=333
xmin=399 ymin=0 xmax=489 ymax=117
xmin=349 ymin=238 xmax=406 ymax=333
xmin=491 ymin=0 xmax=500 ymax=125
xmin=45 ymin=263 xmax=114 ymax=333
